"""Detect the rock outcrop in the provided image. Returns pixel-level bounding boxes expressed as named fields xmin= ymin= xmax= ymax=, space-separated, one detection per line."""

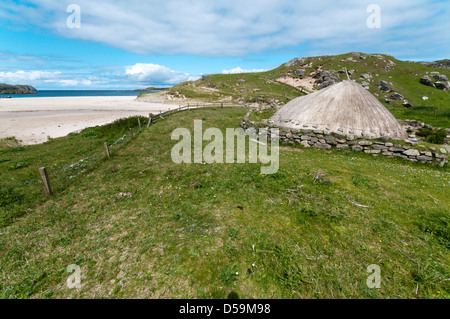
xmin=293 ymin=69 xmax=305 ymax=77
xmin=419 ymin=73 xmax=449 ymax=91
xmin=314 ymin=70 xmax=340 ymax=89
xmin=418 ymin=59 xmax=450 ymax=70
xmin=284 ymin=58 xmax=307 ymax=67
xmin=435 ymin=81 xmax=449 ymax=91
xmin=390 ymin=92 xmax=404 ymax=100
xmin=420 ymin=75 xmax=435 ymax=87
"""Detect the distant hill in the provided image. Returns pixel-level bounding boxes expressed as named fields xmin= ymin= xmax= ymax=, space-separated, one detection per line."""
xmin=138 ymin=52 xmax=449 ymax=127
xmin=417 ymin=59 xmax=450 ymax=69
xmin=0 ymin=83 xmax=37 ymax=94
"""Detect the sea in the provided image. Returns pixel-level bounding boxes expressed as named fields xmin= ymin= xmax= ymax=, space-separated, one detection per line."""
xmin=0 ymin=90 xmax=159 ymax=98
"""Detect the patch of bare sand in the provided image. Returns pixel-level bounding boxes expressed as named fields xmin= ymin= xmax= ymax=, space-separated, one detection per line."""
xmin=0 ymin=96 xmax=178 ymax=145
xmin=277 ymin=76 xmax=316 ymax=93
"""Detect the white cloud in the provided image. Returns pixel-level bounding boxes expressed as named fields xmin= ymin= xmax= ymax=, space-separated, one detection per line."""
xmin=0 ymin=0 xmax=448 ymax=58
xmin=51 ymin=79 xmax=78 ymax=87
xmin=43 ymin=79 xmax=92 ymax=87
xmin=0 ymin=63 xmax=199 ymax=89
xmin=222 ymin=67 xmax=266 ymax=74
xmin=125 ymin=63 xmax=200 ymax=84
xmin=0 ymin=70 xmax=98 ymax=88
xmin=0 ymin=70 xmax=61 ymax=84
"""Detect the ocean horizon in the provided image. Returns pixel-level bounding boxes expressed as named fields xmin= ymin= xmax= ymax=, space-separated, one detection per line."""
xmin=0 ymin=90 xmax=159 ymax=98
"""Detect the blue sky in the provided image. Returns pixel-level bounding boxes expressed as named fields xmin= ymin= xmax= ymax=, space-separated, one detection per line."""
xmin=0 ymin=0 xmax=449 ymax=90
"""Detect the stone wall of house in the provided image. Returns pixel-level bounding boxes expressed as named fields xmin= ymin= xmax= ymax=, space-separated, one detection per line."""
xmin=241 ymin=109 xmax=448 ymax=167
xmin=401 ymin=119 xmax=450 ymax=145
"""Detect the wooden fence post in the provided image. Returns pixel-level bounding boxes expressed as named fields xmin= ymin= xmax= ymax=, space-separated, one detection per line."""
xmin=138 ymin=118 xmax=141 ymax=129
xmin=130 ymin=128 xmax=134 ymax=140
xmin=147 ymin=113 xmax=152 ymax=128
xmin=39 ymin=167 xmax=52 ymax=197
xmin=221 ymin=103 xmax=223 ymax=108
xmin=104 ymin=142 xmax=111 ymax=159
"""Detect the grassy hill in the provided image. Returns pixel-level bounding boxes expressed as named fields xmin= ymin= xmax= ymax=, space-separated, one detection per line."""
xmin=1 ymin=108 xmax=448 ymax=299
xmin=139 ymin=52 xmax=450 ymax=128
xmin=0 ymin=83 xmax=37 ymax=95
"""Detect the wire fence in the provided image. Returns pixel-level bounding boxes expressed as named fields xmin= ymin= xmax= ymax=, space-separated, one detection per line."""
xmin=150 ymin=101 xmax=247 ymax=122
xmin=0 ymin=130 xmax=137 ymax=224
xmin=0 ymin=103 xmax=245 ymax=223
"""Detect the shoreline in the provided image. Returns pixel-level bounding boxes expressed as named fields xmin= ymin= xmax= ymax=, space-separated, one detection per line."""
xmin=0 ymin=96 xmax=179 ymax=145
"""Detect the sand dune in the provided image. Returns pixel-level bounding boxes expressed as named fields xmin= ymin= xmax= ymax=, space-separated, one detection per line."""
xmin=0 ymin=96 xmax=179 ymax=145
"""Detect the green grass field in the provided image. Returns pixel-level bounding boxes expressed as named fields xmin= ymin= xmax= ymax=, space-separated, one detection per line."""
xmin=1 ymin=108 xmax=448 ymax=299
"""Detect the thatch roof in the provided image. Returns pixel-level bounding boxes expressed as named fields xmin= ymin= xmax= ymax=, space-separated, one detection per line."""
xmin=270 ymin=80 xmax=407 ymax=139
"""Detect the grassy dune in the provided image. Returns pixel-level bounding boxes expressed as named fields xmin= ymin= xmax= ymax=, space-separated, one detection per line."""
xmin=1 ymin=108 xmax=448 ymax=299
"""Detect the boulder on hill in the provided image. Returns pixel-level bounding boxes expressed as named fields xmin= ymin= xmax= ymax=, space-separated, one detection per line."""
xmin=403 ymin=101 xmax=414 ymax=108
xmin=435 ymin=81 xmax=449 ymax=91
xmin=419 ymin=73 xmax=449 ymax=90
xmin=361 ymin=81 xmax=370 ymax=89
xmin=420 ymin=75 xmax=435 ymax=87
xmin=293 ymin=69 xmax=305 ymax=77
xmin=378 ymin=80 xmax=393 ymax=93
xmin=434 ymin=74 xmax=448 ymax=81
xmin=390 ymin=92 xmax=404 ymax=100
xmin=284 ymin=58 xmax=307 ymax=67
xmin=315 ymin=70 xmax=340 ymax=89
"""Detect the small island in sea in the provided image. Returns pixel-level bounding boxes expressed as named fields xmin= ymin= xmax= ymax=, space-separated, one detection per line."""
xmin=0 ymin=83 xmax=37 ymax=95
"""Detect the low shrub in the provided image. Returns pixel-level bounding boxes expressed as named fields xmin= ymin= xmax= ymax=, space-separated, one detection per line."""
xmin=416 ymin=128 xmax=446 ymax=144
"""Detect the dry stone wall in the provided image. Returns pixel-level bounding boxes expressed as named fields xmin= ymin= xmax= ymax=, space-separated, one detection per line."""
xmin=241 ymin=109 xmax=448 ymax=167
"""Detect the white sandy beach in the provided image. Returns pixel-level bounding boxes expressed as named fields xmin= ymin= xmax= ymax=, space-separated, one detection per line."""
xmin=0 ymin=96 xmax=179 ymax=145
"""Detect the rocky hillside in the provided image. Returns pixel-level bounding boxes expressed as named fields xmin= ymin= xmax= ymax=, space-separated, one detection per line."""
xmin=0 ymin=83 xmax=37 ymax=95
xmin=138 ymin=52 xmax=449 ymax=127
xmin=418 ymin=59 xmax=450 ymax=70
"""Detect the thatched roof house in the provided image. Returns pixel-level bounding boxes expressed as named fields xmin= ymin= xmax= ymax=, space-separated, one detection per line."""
xmin=270 ymin=80 xmax=407 ymax=139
